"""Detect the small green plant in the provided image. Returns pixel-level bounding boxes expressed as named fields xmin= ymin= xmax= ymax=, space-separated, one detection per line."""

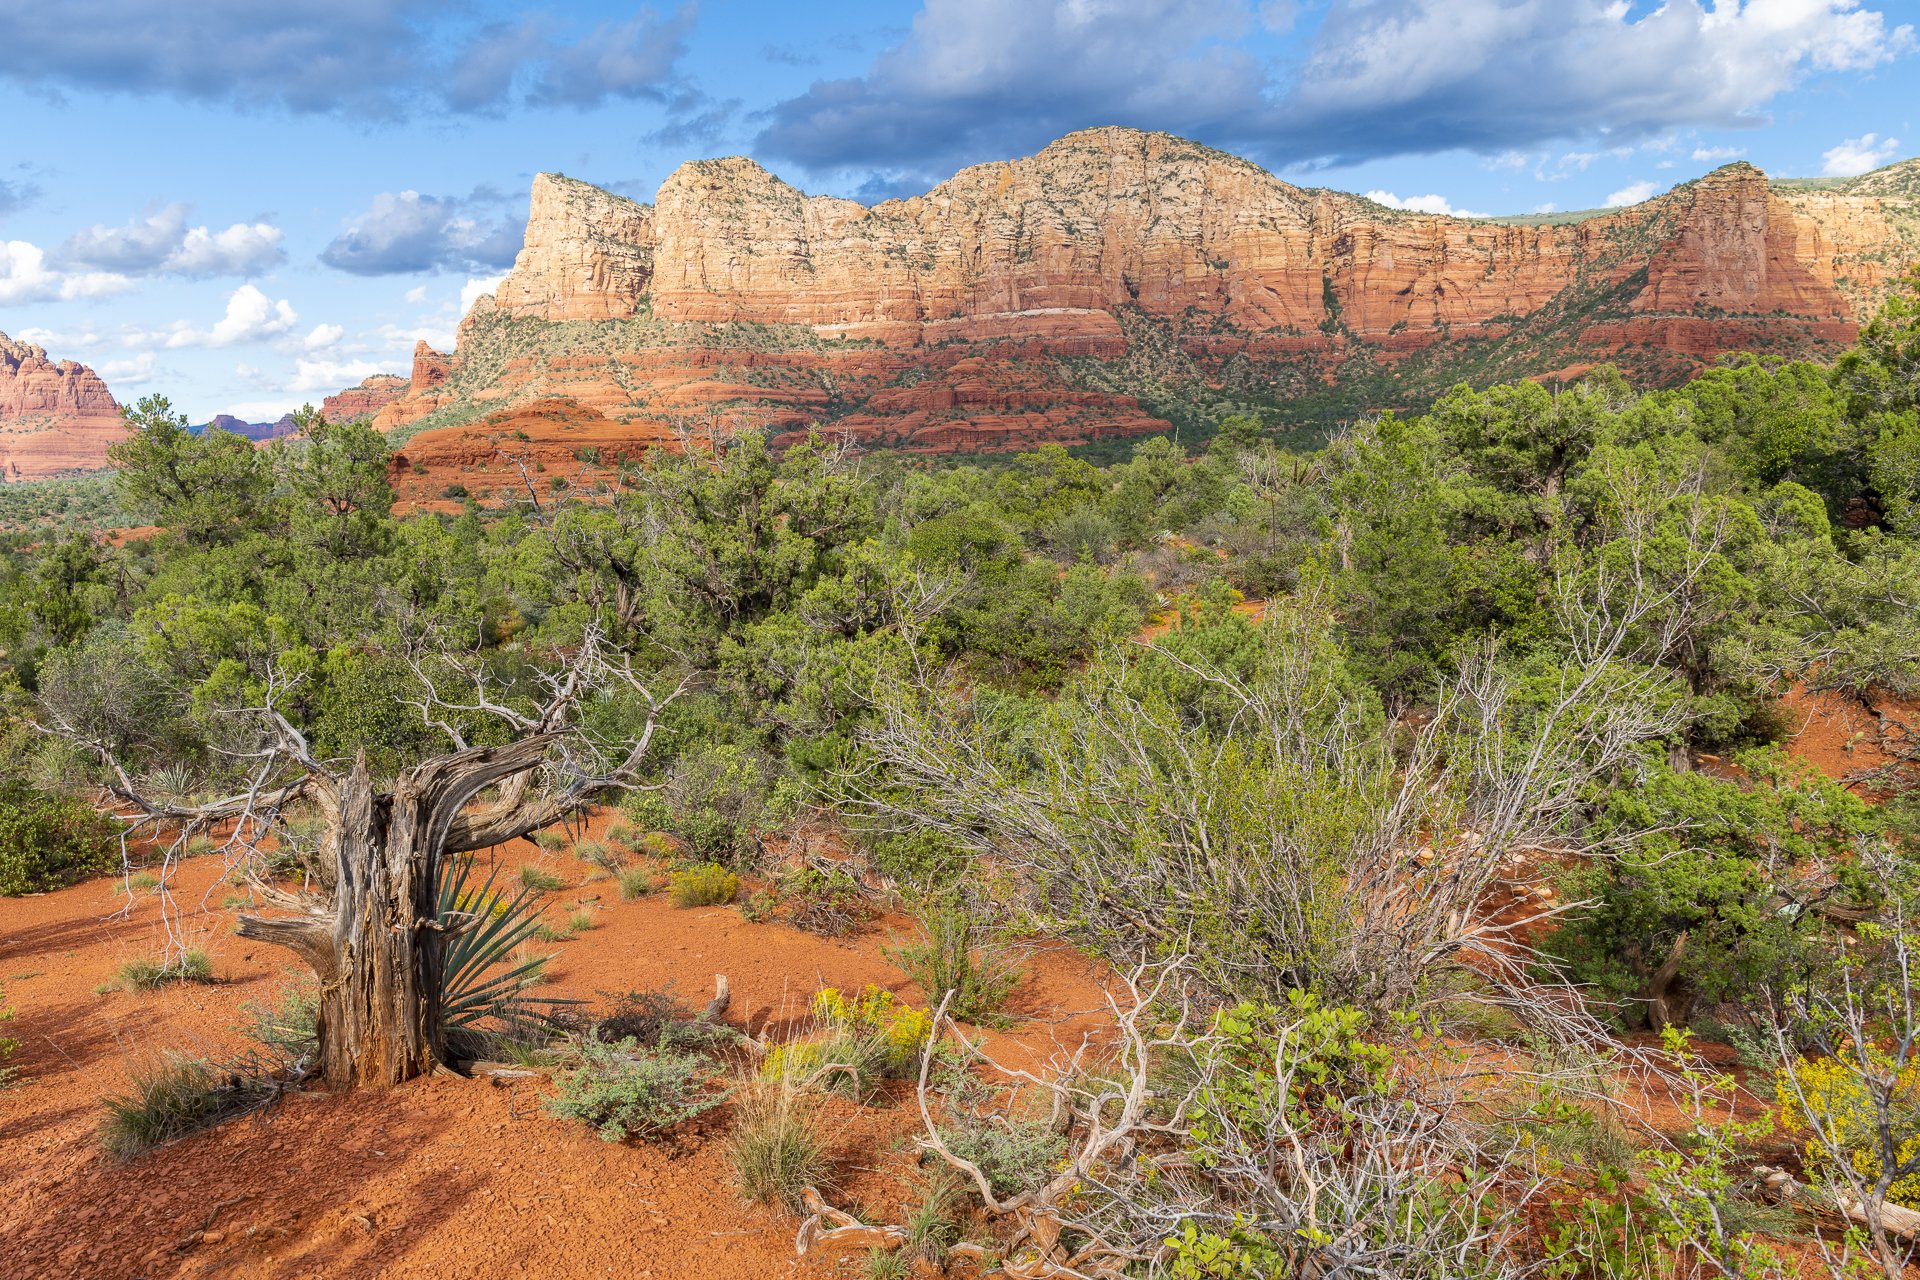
xmin=531 ymin=921 xmax=574 ymax=943
xmin=0 ymin=983 xmax=17 ymax=1086
xmin=728 ymin=1076 xmax=829 ymax=1209
xmin=242 ymin=982 xmax=319 ymax=1070
xmin=888 ymin=902 xmax=1021 ymax=1025
xmin=567 ymin=908 xmax=597 ymax=933
xmin=575 ymin=839 xmax=618 ymax=871
xmin=532 ymin=829 xmax=570 ymax=852
xmin=606 ymin=821 xmax=640 ymax=850
xmin=545 ymin=1037 xmax=723 ymax=1141
xmin=863 ymin=1250 xmax=912 ymax=1280
xmin=518 ymin=864 xmax=567 ymax=892
xmin=99 ymin=1052 xmax=272 ymax=1158
xmin=127 ymin=870 xmax=159 ymax=892
xmin=669 ymin=864 xmax=739 ymax=907
xmin=938 ymin=1116 xmax=1066 ymax=1197
xmin=115 ymin=949 xmax=215 ymax=991
xmin=617 ymin=865 xmax=657 ymax=900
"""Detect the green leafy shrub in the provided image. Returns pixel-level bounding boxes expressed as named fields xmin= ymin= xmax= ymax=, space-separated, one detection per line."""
xmin=938 ymin=1117 xmax=1065 ymax=1197
xmin=669 ymin=864 xmax=739 ymax=907
xmin=888 ymin=902 xmax=1020 ymax=1025
xmin=0 ymin=781 xmax=120 ymax=895
xmin=544 ymin=1037 xmax=723 ymax=1142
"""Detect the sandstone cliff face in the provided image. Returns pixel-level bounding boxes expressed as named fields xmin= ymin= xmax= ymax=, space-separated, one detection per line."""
xmin=0 ymin=332 xmax=125 ymax=479
xmin=492 ymin=174 xmax=654 ymax=322
xmin=322 ymin=373 xmax=410 ymax=424
xmin=354 ymin=129 xmax=1920 ymax=463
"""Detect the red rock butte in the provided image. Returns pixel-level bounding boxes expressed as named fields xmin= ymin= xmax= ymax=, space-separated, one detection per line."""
xmin=349 ymin=128 xmax=1920 ymax=466
xmin=0 ymin=331 xmax=124 ymax=480
xmin=12 ymin=127 xmax=1920 ymax=479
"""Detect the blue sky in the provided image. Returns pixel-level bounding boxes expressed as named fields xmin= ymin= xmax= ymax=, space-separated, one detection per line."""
xmin=0 ymin=0 xmax=1914 ymax=421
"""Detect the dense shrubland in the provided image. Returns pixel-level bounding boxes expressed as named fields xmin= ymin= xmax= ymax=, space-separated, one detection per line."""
xmin=3 ymin=273 xmax=1920 ymax=1274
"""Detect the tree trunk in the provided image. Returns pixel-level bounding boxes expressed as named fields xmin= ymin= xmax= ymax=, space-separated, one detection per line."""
xmin=239 ymin=738 xmax=562 ymax=1088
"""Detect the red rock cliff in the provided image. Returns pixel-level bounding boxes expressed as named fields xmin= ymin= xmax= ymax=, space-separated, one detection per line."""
xmin=356 ymin=129 xmax=1920 ymax=457
xmin=0 ymin=332 xmax=125 ymax=480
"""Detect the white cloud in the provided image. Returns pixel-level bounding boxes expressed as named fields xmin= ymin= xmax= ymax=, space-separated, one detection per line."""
xmin=461 ymin=271 xmax=509 ymax=314
xmin=1605 ymin=179 xmax=1659 ymax=207
xmin=126 ymin=284 xmax=299 ymax=349
xmin=1822 ymin=131 xmax=1901 ymax=176
xmin=304 ymin=323 xmax=344 ymax=350
xmin=164 ymin=221 xmax=284 ymax=277
xmin=0 ymin=239 xmax=135 ymax=304
xmin=290 ymin=356 xmax=387 ymax=393
xmin=60 ymin=204 xmax=285 ymax=278
xmin=757 ymin=0 xmax=1919 ymax=178
xmin=1533 ymin=201 xmax=1559 ymax=214
xmin=1692 ymin=144 xmax=1746 ymax=161
xmin=1364 ymin=189 xmax=1489 ymax=218
xmin=403 ymin=284 xmax=429 ymax=304
xmin=98 ymin=352 xmax=157 ymax=387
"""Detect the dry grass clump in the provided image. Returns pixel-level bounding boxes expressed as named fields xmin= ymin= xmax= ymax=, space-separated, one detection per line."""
xmin=99 ymin=1052 xmax=273 ymax=1158
xmin=727 ymin=1076 xmax=829 ymax=1209
xmin=618 ymin=865 xmax=657 ymax=899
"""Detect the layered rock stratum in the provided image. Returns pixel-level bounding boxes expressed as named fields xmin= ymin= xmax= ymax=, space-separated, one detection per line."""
xmin=10 ymin=129 xmax=1920 ymax=481
xmin=363 ymin=129 xmax=1920 ymax=464
xmin=0 ymin=332 xmax=124 ymax=479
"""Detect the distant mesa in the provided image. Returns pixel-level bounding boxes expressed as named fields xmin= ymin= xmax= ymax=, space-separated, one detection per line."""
xmin=196 ymin=413 xmax=299 ymax=442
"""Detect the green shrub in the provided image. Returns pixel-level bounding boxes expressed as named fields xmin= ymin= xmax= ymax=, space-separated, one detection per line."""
xmin=618 ymin=865 xmax=657 ymax=899
xmin=532 ymin=829 xmax=570 ymax=852
xmin=606 ymin=821 xmax=640 ymax=850
xmin=518 ymin=864 xmax=567 ymax=892
xmin=938 ymin=1116 xmax=1065 ymax=1197
xmin=888 ymin=903 xmax=1020 ymax=1025
xmin=0 ymin=781 xmax=120 ymax=895
xmin=116 ymin=949 xmax=215 ymax=991
xmin=567 ymin=908 xmax=597 ymax=933
xmin=99 ymin=1052 xmax=271 ymax=1158
xmin=728 ymin=1078 xmax=828 ymax=1209
xmin=544 ymin=1037 xmax=723 ymax=1142
xmin=669 ymin=864 xmax=739 ymax=907
xmin=530 ymin=921 xmax=573 ymax=943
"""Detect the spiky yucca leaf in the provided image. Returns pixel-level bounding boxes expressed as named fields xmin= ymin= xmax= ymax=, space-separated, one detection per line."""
xmin=435 ymin=854 xmax=574 ymax=1029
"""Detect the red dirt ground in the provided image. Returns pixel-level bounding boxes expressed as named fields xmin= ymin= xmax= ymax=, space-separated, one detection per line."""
xmin=0 ymin=807 xmax=1112 ymax=1280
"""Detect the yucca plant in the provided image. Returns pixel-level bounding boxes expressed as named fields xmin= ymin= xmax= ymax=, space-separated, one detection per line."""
xmin=436 ymin=854 xmax=573 ymax=1033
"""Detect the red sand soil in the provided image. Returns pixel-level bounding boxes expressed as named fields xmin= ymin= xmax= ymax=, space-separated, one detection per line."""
xmin=1777 ymin=683 xmax=1919 ymax=794
xmin=0 ymin=807 xmax=1112 ymax=1280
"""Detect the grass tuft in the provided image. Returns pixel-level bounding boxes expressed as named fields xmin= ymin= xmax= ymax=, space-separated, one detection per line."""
xmin=116 ymin=949 xmax=215 ymax=991
xmin=617 ymin=866 xmax=657 ymax=900
xmin=728 ymin=1076 xmax=829 ymax=1209
xmin=99 ymin=1052 xmax=271 ymax=1158
xmin=518 ymin=864 xmax=568 ymax=892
